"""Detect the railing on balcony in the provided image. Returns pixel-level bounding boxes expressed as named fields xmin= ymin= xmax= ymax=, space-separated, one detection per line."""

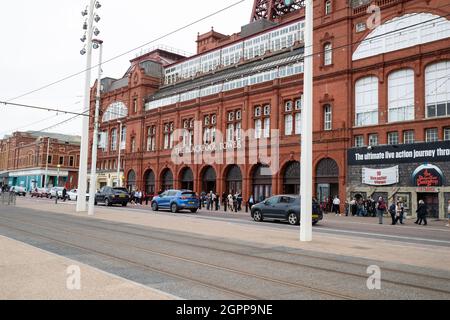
xmin=351 ymin=0 xmax=410 ymax=15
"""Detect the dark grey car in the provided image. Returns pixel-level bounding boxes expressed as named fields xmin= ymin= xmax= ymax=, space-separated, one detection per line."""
xmin=250 ymin=195 xmax=323 ymax=225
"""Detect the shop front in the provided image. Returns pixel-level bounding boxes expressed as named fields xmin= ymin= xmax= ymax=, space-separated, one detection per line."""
xmin=347 ymin=141 xmax=450 ymax=219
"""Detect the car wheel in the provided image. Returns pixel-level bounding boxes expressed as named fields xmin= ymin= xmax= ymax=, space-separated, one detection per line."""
xmin=152 ymin=202 xmax=158 ymax=211
xmin=253 ymin=210 xmax=263 ymax=222
xmin=171 ymin=203 xmax=178 ymax=213
xmin=288 ymin=213 xmax=299 ymax=225
xmin=122 ymin=202 xmax=127 ymax=207
xmin=313 ymin=221 xmax=318 ymax=226
xmin=190 ymin=208 xmax=198 ymax=213
xmin=105 ymin=198 xmax=111 ymax=207
xmin=94 ymin=199 xmax=98 ymax=206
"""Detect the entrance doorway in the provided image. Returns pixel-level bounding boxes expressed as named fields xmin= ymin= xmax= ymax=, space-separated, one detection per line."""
xmin=283 ymin=161 xmax=300 ymax=195
xmin=252 ymin=164 xmax=272 ymax=203
xmin=417 ymin=193 xmax=439 ymax=219
xmin=161 ymin=169 xmax=173 ymax=191
xmin=144 ymin=170 xmax=155 ymax=195
xmin=180 ymin=167 xmax=194 ymax=190
xmin=202 ymin=166 xmax=216 ymax=193
xmin=316 ymin=158 xmax=339 ymax=211
xmin=225 ymin=165 xmax=242 ymax=194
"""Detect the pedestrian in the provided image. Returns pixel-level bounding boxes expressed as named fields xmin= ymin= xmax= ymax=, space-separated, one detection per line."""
xmin=248 ymin=194 xmax=254 ymax=210
xmin=415 ymin=200 xmax=428 ymax=226
xmin=62 ymin=188 xmax=67 ymax=202
xmin=396 ymin=199 xmax=404 ymax=225
xmin=222 ymin=192 xmax=228 ymax=212
xmin=228 ymin=193 xmax=234 ymax=212
xmin=389 ymin=201 xmax=397 ymax=225
xmin=214 ymin=192 xmax=219 ymax=211
xmin=446 ymin=200 xmax=450 ymax=227
xmin=376 ymin=196 xmax=387 ymax=224
xmin=350 ymin=198 xmax=357 ymax=216
xmin=237 ymin=192 xmax=243 ymax=211
xmin=233 ymin=194 xmax=238 ymax=213
xmin=136 ymin=190 xmax=142 ymax=205
xmin=332 ymin=196 xmax=341 ymax=216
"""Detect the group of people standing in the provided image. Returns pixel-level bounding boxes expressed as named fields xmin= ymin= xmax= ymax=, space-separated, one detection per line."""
xmin=200 ymin=191 xmax=248 ymax=212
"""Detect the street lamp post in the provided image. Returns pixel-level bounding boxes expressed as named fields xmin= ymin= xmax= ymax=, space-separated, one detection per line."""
xmin=117 ymin=120 xmax=123 ymax=187
xmin=300 ymin=0 xmax=313 ymax=242
xmin=44 ymin=137 xmax=50 ymax=188
xmin=88 ymin=39 xmax=103 ymax=216
xmin=77 ymin=0 xmax=101 ymax=213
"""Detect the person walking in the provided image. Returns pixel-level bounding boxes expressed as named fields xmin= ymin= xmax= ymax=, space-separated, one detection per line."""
xmin=415 ymin=200 xmax=428 ymax=226
xmin=332 ymin=196 xmax=341 ymax=216
xmin=222 ymin=192 xmax=228 ymax=212
xmin=446 ymin=200 xmax=450 ymax=227
xmin=62 ymin=188 xmax=67 ymax=202
xmin=376 ymin=196 xmax=387 ymax=224
xmin=237 ymin=192 xmax=243 ymax=211
xmin=248 ymin=194 xmax=255 ymax=211
xmin=389 ymin=201 xmax=397 ymax=225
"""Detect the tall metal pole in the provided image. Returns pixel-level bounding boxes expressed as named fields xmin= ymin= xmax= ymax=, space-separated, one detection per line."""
xmin=300 ymin=0 xmax=313 ymax=242
xmin=88 ymin=40 xmax=103 ymax=216
xmin=77 ymin=0 xmax=96 ymax=212
xmin=44 ymin=137 xmax=50 ymax=188
xmin=117 ymin=120 xmax=122 ymax=187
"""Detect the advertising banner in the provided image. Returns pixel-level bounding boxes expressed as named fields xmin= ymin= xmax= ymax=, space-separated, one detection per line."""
xmin=362 ymin=166 xmax=399 ymax=186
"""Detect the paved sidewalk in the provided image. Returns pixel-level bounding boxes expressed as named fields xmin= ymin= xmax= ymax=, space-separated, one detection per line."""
xmin=8 ymin=199 xmax=450 ymax=273
xmin=0 ymin=235 xmax=177 ymax=300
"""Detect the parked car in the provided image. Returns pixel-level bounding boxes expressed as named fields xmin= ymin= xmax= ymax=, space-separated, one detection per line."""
xmin=49 ymin=187 xmax=64 ymax=199
xmin=94 ymin=186 xmax=129 ymax=207
xmin=30 ymin=188 xmax=50 ymax=198
xmin=250 ymin=195 xmax=323 ymax=225
xmin=151 ymin=190 xmax=199 ymax=213
xmin=67 ymin=189 xmax=89 ymax=201
xmin=11 ymin=186 xmax=27 ymax=196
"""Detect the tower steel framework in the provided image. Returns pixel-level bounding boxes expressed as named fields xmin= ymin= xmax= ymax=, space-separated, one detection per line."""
xmin=251 ymin=0 xmax=305 ymax=22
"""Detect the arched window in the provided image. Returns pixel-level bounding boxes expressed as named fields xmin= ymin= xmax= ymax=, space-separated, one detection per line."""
xmin=425 ymin=61 xmax=450 ymax=118
xmin=324 ymin=43 xmax=332 ymax=66
xmin=388 ymin=69 xmax=415 ymax=122
xmin=355 ymin=76 xmax=378 ymax=126
xmin=102 ymin=102 xmax=128 ymax=123
xmin=353 ymin=13 xmax=450 ymax=61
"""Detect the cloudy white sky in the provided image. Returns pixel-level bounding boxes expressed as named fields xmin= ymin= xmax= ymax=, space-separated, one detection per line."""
xmin=0 ymin=0 xmax=253 ymax=138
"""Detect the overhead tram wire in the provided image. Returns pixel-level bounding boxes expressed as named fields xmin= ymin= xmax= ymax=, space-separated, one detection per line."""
xmin=2 ymin=7 xmax=449 ymax=131
xmin=0 ymin=101 xmax=90 ymax=117
xmin=4 ymin=2 xmax=450 ymax=104
xmin=4 ymin=0 xmax=248 ymax=103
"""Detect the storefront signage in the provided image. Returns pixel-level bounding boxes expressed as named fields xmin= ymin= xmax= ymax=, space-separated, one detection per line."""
xmin=412 ymin=164 xmax=444 ymax=187
xmin=174 ymin=140 xmax=243 ymax=155
xmin=362 ymin=166 xmax=399 ymax=186
xmin=348 ymin=141 xmax=450 ymax=165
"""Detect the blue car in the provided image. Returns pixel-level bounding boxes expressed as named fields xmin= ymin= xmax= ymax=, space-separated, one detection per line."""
xmin=151 ymin=190 xmax=199 ymax=213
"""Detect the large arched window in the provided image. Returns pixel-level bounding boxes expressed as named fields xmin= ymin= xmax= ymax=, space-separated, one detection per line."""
xmin=355 ymin=76 xmax=378 ymax=126
xmin=102 ymin=102 xmax=128 ymax=123
xmin=353 ymin=13 xmax=450 ymax=61
xmin=425 ymin=61 xmax=450 ymax=118
xmin=388 ymin=69 xmax=415 ymax=122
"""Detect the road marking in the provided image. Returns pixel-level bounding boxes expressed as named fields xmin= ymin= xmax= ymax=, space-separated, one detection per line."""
xmin=315 ymin=228 xmax=450 ymax=245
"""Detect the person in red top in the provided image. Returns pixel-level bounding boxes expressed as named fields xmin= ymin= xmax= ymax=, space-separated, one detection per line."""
xmin=376 ymin=197 xmax=387 ymax=225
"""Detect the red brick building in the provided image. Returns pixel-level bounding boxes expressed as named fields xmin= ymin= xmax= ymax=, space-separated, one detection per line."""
xmin=89 ymin=0 xmax=450 ymax=216
xmin=0 ymin=131 xmax=81 ymax=190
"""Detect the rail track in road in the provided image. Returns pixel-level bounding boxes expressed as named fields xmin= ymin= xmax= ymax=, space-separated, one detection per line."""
xmin=0 ymin=208 xmax=449 ymax=299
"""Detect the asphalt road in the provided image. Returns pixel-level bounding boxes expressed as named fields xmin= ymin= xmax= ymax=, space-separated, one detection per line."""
xmin=1 ymin=202 xmax=450 ymax=300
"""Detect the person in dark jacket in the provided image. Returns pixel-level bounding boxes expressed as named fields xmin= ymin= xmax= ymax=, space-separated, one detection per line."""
xmin=389 ymin=202 xmax=397 ymax=225
xmin=415 ymin=200 xmax=428 ymax=225
xmin=62 ymin=188 xmax=67 ymax=202
xmin=222 ymin=192 xmax=228 ymax=212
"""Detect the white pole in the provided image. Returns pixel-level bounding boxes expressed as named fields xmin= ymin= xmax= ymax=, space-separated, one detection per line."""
xmin=300 ymin=0 xmax=313 ymax=242
xmin=77 ymin=0 xmax=96 ymax=212
xmin=88 ymin=40 xmax=103 ymax=216
xmin=44 ymin=137 xmax=50 ymax=188
xmin=117 ymin=120 xmax=122 ymax=187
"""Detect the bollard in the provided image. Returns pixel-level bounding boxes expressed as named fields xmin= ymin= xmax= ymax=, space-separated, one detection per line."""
xmin=245 ymin=202 xmax=248 ymax=213
xmin=55 ymin=195 xmax=58 ymax=204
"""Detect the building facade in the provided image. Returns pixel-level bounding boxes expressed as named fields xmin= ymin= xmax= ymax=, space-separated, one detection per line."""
xmin=0 ymin=132 xmax=81 ymax=190
xmin=89 ymin=0 xmax=450 ymax=218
